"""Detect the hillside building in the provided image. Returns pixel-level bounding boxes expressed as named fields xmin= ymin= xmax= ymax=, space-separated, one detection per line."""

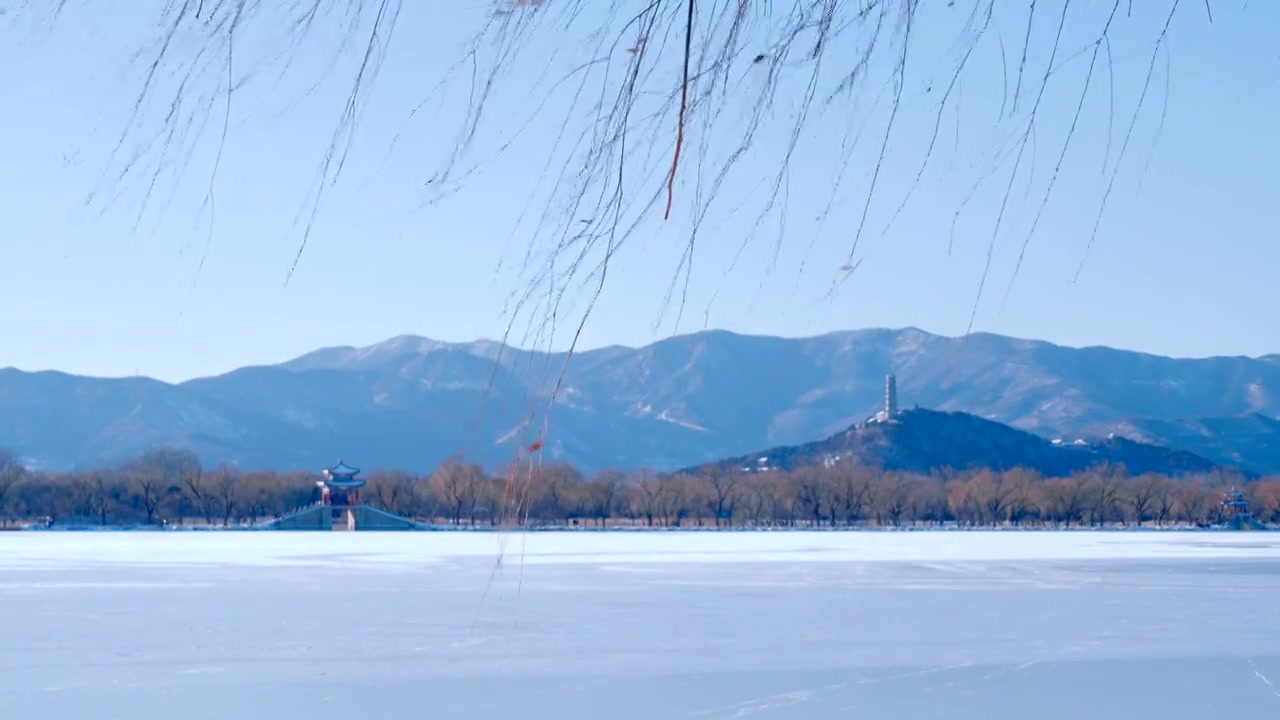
xmin=885 ymin=374 xmax=898 ymax=418
xmin=870 ymin=374 xmax=900 ymax=424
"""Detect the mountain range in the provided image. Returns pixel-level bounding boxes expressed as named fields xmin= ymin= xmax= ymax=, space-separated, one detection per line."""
xmin=1 ymin=328 xmax=1278 ymax=475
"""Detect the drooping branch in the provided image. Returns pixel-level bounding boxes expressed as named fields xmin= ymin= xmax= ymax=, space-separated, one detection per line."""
xmin=15 ymin=0 xmax=1226 ymax=462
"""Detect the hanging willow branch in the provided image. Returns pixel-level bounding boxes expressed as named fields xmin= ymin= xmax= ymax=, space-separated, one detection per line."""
xmin=16 ymin=0 xmax=1222 ymax=375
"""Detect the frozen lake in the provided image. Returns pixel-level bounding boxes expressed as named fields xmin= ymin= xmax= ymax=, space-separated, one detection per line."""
xmin=2 ymin=531 xmax=1279 ymax=718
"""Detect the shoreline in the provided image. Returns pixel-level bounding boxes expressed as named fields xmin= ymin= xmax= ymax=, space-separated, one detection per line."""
xmin=13 ymin=523 xmax=1274 ymax=533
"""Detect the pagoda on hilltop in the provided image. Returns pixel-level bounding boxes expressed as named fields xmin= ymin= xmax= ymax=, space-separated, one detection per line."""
xmin=870 ymin=374 xmax=900 ymax=424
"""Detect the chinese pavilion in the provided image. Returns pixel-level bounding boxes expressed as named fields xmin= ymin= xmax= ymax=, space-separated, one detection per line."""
xmin=1221 ymin=486 xmax=1254 ymax=530
xmin=320 ymin=460 xmax=364 ymax=504
xmin=264 ymin=459 xmax=422 ymax=530
xmin=318 ymin=460 xmax=364 ymax=531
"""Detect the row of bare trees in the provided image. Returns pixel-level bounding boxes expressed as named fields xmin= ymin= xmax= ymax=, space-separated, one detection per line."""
xmin=0 ymin=448 xmax=1276 ymax=529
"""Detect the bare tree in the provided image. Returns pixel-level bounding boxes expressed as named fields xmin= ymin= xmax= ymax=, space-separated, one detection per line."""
xmin=127 ymin=470 xmax=165 ymax=525
xmin=739 ymin=473 xmax=774 ymax=527
xmin=90 ymin=470 xmax=122 ymax=526
xmin=125 ymin=448 xmax=186 ymax=525
xmin=15 ymin=476 xmax=73 ymax=526
xmin=164 ymin=450 xmax=213 ymax=524
xmin=239 ymin=471 xmax=280 ymax=524
xmin=876 ymin=471 xmax=921 ymax=527
xmin=1251 ymin=479 xmax=1280 ymax=525
xmin=586 ymin=470 xmax=625 ymax=527
xmin=366 ymin=470 xmax=419 ymax=516
xmin=211 ymin=464 xmax=241 ymax=526
xmin=704 ymin=468 xmax=742 ymax=527
xmin=1152 ymin=475 xmax=1178 ymax=527
xmin=959 ymin=469 xmax=1015 ymax=525
xmin=1126 ymin=473 xmax=1166 ymax=527
xmin=793 ymin=466 xmax=829 ymax=527
xmin=432 ymin=462 xmax=483 ymax=526
xmin=0 ymin=449 xmax=26 ymax=526
xmin=947 ymin=472 xmax=981 ymax=526
xmin=764 ymin=472 xmax=798 ymax=527
xmin=1085 ymin=465 xmax=1127 ymax=526
xmin=633 ymin=470 xmax=666 ymax=527
xmin=1037 ymin=473 xmax=1089 ymax=527
xmin=911 ymin=475 xmax=950 ymax=525
xmin=827 ymin=461 xmax=875 ymax=526
xmin=532 ymin=463 xmax=586 ymax=526
xmin=472 ymin=476 xmax=511 ymax=527
xmin=663 ymin=473 xmax=704 ymax=527
xmin=1173 ymin=477 xmax=1216 ymax=526
xmin=1002 ymin=468 xmax=1041 ymax=526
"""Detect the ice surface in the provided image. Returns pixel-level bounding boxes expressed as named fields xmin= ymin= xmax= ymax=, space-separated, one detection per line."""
xmin=5 ymin=529 xmax=1280 ymax=569
xmin=2 ymin=531 xmax=1279 ymax=718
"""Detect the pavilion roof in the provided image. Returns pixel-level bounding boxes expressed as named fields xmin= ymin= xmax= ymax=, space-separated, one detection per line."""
xmin=325 ymin=460 xmax=361 ymax=476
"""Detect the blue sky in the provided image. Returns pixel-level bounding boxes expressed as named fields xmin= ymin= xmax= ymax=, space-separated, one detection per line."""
xmin=0 ymin=1 xmax=1276 ymax=382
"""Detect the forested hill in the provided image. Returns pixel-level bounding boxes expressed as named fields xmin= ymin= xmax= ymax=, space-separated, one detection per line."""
xmin=689 ymin=409 xmax=1232 ymax=479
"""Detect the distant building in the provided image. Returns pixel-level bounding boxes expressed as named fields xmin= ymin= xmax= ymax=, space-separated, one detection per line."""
xmin=885 ymin=374 xmax=898 ymax=418
xmin=318 ymin=460 xmax=367 ymax=530
xmin=319 ymin=460 xmax=365 ymax=511
xmin=871 ymin=374 xmax=900 ymax=424
xmin=1221 ymin=487 xmax=1255 ymax=530
xmin=263 ymin=459 xmax=423 ymax=531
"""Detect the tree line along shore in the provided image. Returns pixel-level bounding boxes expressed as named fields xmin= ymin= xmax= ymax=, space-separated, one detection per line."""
xmin=1 ymin=447 xmax=1276 ymax=530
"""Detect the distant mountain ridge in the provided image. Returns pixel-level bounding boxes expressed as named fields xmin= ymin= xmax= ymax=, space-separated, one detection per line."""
xmin=1 ymin=328 xmax=1278 ymax=474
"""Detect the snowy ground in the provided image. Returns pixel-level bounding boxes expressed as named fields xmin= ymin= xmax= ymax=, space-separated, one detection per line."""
xmin=2 ymin=532 xmax=1279 ymax=718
